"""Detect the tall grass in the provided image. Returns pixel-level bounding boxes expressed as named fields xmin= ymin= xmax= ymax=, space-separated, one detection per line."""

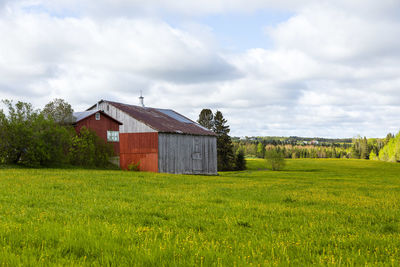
xmin=0 ymin=159 xmax=399 ymax=265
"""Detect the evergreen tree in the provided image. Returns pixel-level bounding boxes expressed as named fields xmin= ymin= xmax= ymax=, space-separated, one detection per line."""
xmin=234 ymin=149 xmax=246 ymax=171
xmin=213 ymin=110 xmax=235 ymax=171
xmin=197 ymin=109 xmax=214 ymax=130
xmin=360 ymin=137 xmax=369 ymax=159
xmin=385 ymin=133 xmax=394 ymax=145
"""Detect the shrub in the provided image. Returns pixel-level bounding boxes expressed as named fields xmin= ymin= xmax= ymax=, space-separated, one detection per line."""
xmin=69 ymin=126 xmax=114 ymax=167
xmin=0 ymin=100 xmax=73 ymax=167
xmin=0 ymin=99 xmax=115 ymax=168
xmin=265 ymin=149 xmax=286 ymax=171
xmin=127 ymin=161 xmax=140 ymax=171
xmin=369 ymin=151 xmax=378 ymax=161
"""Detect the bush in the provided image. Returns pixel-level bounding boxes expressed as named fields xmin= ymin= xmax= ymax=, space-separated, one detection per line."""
xmin=69 ymin=126 xmax=114 ymax=167
xmin=0 ymin=100 xmax=73 ymax=167
xmin=265 ymin=149 xmax=286 ymax=171
xmin=0 ymin=99 xmax=115 ymax=168
xmin=128 ymin=161 xmax=140 ymax=171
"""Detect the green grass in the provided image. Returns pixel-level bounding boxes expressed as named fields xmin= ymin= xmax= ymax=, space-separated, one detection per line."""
xmin=1 ymin=159 xmax=400 ymax=266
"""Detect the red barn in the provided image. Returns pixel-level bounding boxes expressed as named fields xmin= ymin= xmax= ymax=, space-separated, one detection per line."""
xmin=72 ymin=110 xmax=123 ymax=156
xmin=86 ymin=100 xmax=217 ymax=175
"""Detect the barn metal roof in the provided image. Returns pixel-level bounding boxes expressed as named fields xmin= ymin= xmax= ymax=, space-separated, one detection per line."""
xmin=73 ymin=110 xmax=123 ymax=125
xmin=92 ymin=100 xmax=216 ymax=136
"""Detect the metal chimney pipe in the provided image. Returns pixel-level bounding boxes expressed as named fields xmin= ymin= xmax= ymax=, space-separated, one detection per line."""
xmin=139 ymin=91 xmax=145 ymax=107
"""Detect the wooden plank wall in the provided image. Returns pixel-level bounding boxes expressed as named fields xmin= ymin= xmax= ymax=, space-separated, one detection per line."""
xmin=158 ymin=133 xmax=217 ymax=175
xmin=74 ymin=113 xmax=120 ymax=156
xmin=119 ymin=132 xmax=158 ymax=172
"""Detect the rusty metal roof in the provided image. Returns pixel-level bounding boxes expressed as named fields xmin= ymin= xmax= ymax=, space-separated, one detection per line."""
xmin=100 ymin=100 xmax=216 ymax=136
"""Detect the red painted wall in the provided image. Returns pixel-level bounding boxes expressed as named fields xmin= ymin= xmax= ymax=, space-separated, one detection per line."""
xmin=119 ymin=132 xmax=158 ymax=172
xmin=74 ymin=113 xmax=120 ymax=155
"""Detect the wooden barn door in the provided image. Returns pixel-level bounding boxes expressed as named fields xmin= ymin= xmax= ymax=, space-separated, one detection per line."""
xmin=192 ymin=137 xmax=203 ymax=173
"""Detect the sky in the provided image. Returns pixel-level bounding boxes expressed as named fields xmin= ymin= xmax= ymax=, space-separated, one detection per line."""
xmin=1 ymin=0 xmax=400 ymax=138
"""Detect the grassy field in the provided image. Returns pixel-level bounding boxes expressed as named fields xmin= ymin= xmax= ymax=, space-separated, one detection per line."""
xmin=0 ymin=159 xmax=400 ymax=266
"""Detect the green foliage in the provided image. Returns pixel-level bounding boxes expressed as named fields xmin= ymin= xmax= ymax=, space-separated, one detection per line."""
xmin=234 ymin=149 xmax=246 ymax=171
xmin=69 ymin=126 xmax=113 ymax=167
xmin=234 ymin=135 xmax=392 ymax=161
xmin=197 ymin=108 xmax=214 ymax=130
xmin=1 ymin=159 xmax=400 ymax=265
xmin=233 ymin=139 xmax=352 ymax=159
xmin=0 ymin=99 xmax=112 ymax=168
xmin=0 ymin=100 xmax=36 ymax=164
xmin=42 ymin=98 xmax=74 ymax=125
xmin=369 ymin=150 xmax=378 ymax=160
xmin=351 ymin=136 xmax=370 ymax=159
xmin=0 ymin=100 xmax=73 ymax=166
xmin=21 ymin=114 xmax=73 ymax=166
xmin=265 ymin=149 xmax=286 ymax=171
xmin=385 ymin=133 xmax=394 ymax=145
xmin=128 ymin=161 xmax=140 ymax=171
xmin=198 ymin=109 xmax=237 ymax=171
xmin=213 ymin=110 xmax=235 ymax=171
xmin=378 ymin=131 xmax=400 ymax=162
xmin=256 ymin=142 xmax=265 ymax=158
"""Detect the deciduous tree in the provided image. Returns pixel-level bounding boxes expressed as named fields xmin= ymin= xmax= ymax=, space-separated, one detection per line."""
xmin=197 ymin=109 xmax=214 ymax=130
xmin=42 ymin=98 xmax=74 ymax=125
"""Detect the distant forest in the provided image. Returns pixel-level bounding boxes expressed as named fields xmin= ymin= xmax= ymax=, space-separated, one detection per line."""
xmin=232 ymin=134 xmax=400 ymax=163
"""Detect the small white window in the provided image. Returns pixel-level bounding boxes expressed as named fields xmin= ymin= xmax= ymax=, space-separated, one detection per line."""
xmin=95 ymin=113 xmax=100 ymax=120
xmin=107 ymin=131 xmax=119 ymax=142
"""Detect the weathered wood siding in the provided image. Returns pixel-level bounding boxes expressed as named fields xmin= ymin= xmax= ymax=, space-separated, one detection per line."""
xmin=158 ymin=133 xmax=217 ymax=175
xmin=90 ymin=102 xmax=156 ymax=133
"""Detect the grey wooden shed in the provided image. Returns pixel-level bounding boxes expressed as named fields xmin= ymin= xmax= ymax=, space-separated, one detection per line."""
xmin=88 ymin=100 xmax=217 ymax=175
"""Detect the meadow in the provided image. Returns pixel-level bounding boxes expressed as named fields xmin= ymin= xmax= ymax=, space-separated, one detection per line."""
xmin=0 ymin=159 xmax=400 ymax=266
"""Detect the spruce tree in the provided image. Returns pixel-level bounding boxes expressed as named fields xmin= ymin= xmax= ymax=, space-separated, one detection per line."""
xmin=213 ymin=111 xmax=234 ymax=171
xmin=234 ymin=149 xmax=246 ymax=171
xmin=360 ymin=137 xmax=369 ymax=159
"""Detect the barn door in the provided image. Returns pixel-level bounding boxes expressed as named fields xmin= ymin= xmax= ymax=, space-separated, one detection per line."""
xmin=192 ymin=137 xmax=203 ymax=173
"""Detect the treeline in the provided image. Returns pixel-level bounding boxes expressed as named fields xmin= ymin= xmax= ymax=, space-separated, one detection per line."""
xmin=232 ymin=136 xmax=353 ymax=146
xmin=233 ymin=132 xmax=400 ymax=162
xmin=234 ymin=142 xmax=351 ymax=159
xmin=0 ymin=99 xmax=114 ymax=167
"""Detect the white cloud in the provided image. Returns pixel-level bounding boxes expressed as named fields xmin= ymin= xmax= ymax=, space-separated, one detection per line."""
xmin=1 ymin=0 xmax=400 ymax=138
xmin=0 ymin=10 xmax=238 ymax=109
xmin=269 ymin=3 xmax=400 ymax=63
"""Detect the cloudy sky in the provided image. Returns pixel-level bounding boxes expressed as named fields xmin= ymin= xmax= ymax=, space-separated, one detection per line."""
xmin=1 ymin=0 xmax=400 ymax=137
